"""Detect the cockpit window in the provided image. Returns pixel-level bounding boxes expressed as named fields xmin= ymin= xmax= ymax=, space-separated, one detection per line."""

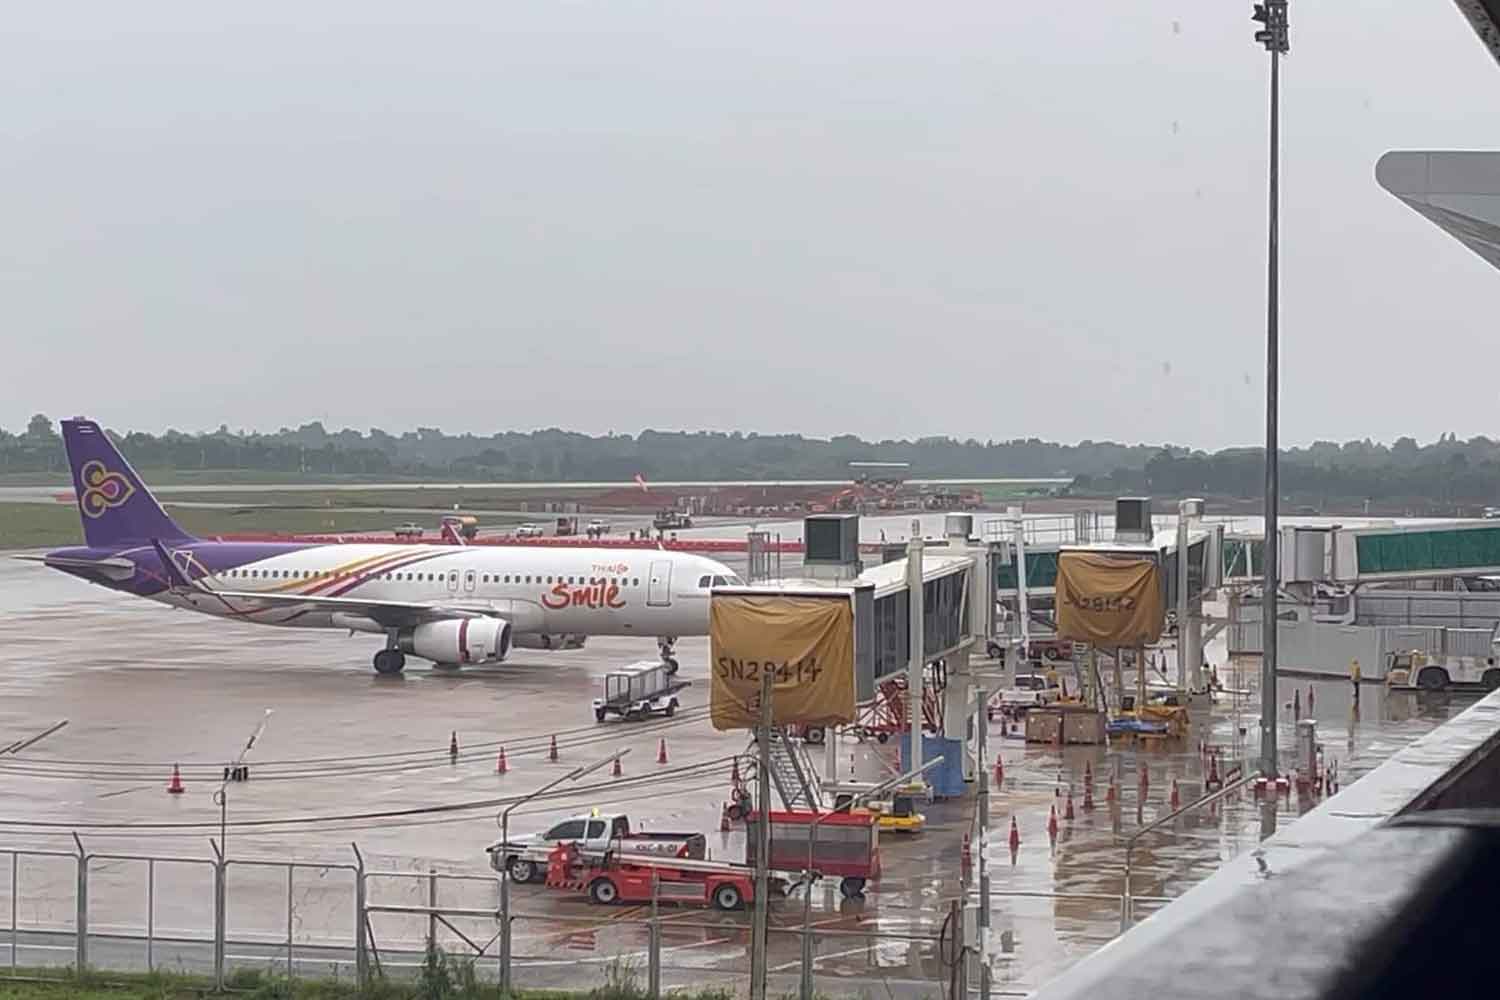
xmin=698 ymin=575 xmax=712 ymax=588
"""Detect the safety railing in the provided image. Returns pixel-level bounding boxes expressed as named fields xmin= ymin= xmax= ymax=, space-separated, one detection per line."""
xmin=0 ymin=838 xmax=993 ymax=999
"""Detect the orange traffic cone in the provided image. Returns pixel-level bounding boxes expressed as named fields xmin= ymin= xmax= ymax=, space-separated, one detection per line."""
xmin=1139 ymin=763 xmax=1149 ymax=795
xmin=549 ymin=735 xmax=559 ymax=762
xmin=1046 ymin=804 xmax=1059 ymax=840
xmin=612 ymin=755 xmax=623 ymax=777
xmin=449 ymin=731 xmax=459 ymax=761
xmin=657 ymin=738 xmax=669 ymax=764
xmin=993 ymin=755 xmax=1005 ymax=787
xmin=1065 ymin=792 xmax=1075 ymax=821
xmin=1008 ymin=816 xmax=1020 ymax=851
xmin=496 ymin=747 xmax=508 ymax=774
xmin=167 ymin=764 xmax=185 ymax=795
xmin=1083 ymin=778 xmax=1095 ymax=811
xmin=1170 ymin=779 xmax=1181 ymax=810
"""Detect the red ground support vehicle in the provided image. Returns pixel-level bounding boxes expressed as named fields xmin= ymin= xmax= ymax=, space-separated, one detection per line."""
xmin=1027 ymin=637 xmax=1073 ymax=662
xmin=745 ymin=809 xmax=881 ymax=899
xmin=544 ymin=842 xmax=759 ymax=911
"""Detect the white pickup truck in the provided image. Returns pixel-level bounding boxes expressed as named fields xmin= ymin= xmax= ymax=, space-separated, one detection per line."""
xmin=487 ymin=812 xmax=707 ymax=884
xmin=987 ymin=673 xmax=1063 ymax=720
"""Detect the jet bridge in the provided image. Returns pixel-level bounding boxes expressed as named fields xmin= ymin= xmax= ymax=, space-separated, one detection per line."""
xmin=733 ymin=514 xmax=995 ymax=798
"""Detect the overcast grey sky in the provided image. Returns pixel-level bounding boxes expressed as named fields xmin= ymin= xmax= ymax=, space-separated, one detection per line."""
xmin=4 ymin=2 xmax=1498 ymax=450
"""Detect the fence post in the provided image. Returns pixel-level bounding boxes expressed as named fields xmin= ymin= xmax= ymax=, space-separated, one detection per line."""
xmin=427 ymin=868 xmax=438 ymax=952
xmin=11 ymin=853 xmax=18 ymax=972
xmin=286 ymin=865 xmax=295 ymax=979
xmin=799 ymin=924 xmax=813 ymax=1000
xmin=499 ymin=866 xmax=512 ymax=996
xmin=146 ymin=858 xmax=155 ymax=973
xmin=72 ymin=835 xmax=87 ymax=976
xmin=649 ymin=870 xmax=661 ymax=999
xmin=351 ymin=844 xmax=368 ymax=989
xmin=212 ymin=840 xmax=226 ymax=990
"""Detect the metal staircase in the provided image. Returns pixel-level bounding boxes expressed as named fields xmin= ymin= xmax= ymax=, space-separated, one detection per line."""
xmin=750 ymin=728 xmax=824 ymax=811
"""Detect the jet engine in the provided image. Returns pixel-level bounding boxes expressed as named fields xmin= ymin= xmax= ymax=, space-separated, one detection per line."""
xmin=399 ymin=619 xmax=510 ymax=664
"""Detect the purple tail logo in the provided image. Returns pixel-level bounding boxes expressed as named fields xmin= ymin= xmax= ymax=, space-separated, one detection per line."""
xmin=62 ymin=417 xmax=193 ymax=548
xmin=78 ymin=461 xmax=137 ymax=518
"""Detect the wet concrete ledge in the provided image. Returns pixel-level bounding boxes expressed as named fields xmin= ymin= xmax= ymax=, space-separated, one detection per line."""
xmin=1029 ymin=687 xmax=1500 ymax=1000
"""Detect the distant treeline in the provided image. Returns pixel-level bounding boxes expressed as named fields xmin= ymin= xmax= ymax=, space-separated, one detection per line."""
xmin=5 ymin=415 xmax=1499 ymax=504
xmin=1 ymin=414 xmax=1164 ymax=481
xmin=1073 ymin=434 xmax=1500 ymax=506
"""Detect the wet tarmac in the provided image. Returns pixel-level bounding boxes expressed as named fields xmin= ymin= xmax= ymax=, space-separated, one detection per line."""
xmin=0 ymin=555 xmax=1477 ymax=996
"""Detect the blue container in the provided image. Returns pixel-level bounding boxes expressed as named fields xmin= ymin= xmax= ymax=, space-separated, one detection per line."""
xmin=899 ymin=733 xmax=969 ymax=798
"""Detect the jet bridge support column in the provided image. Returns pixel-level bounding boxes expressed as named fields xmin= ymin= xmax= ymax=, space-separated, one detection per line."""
xmin=906 ymin=526 xmax=925 ymax=788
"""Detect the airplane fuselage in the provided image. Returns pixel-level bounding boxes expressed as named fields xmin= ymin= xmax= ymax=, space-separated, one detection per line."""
xmin=46 ymin=539 xmax=736 ymax=640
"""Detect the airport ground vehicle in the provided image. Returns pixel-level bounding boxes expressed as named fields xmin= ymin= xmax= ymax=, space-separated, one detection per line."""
xmin=987 ymin=674 xmax=1063 ymax=720
xmin=487 ymin=812 xmax=706 ymax=884
xmin=1028 ymin=637 xmax=1073 ymax=662
xmin=832 ymin=791 xmax=926 ymax=833
xmin=586 ymin=519 xmax=611 ymax=536
xmin=440 ymin=514 xmax=479 ymax=540
xmin=1386 ymin=645 xmax=1500 ymax=692
xmin=515 ymin=522 xmax=544 ymax=538
xmin=394 ymin=522 xmax=425 ymax=540
xmin=543 ymin=842 xmax=760 ymax=910
xmin=746 ymin=809 xmax=880 ymax=899
xmin=593 ymin=661 xmax=688 ymax=721
xmin=653 ymin=510 xmax=693 ymax=531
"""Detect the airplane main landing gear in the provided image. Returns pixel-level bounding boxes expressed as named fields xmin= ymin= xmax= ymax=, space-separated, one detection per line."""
xmin=374 ymin=630 xmax=406 ymax=675
xmin=657 ymin=636 xmax=679 ymax=675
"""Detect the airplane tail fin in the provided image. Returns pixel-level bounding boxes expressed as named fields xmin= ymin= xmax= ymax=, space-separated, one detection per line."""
xmin=61 ymin=418 xmax=194 ymax=548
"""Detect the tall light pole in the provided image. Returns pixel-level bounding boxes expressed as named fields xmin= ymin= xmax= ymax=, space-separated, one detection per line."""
xmin=214 ymin=710 xmax=273 ymax=857
xmin=797 ymin=758 xmax=943 ymax=1000
xmin=1253 ymin=0 xmax=1289 ymax=781
xmin=494 ymin=749 xmax=627 ymax=997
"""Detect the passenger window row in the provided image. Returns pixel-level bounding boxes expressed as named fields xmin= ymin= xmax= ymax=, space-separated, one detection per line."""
xmin=222 ymin=568 xmax=643 ymax=587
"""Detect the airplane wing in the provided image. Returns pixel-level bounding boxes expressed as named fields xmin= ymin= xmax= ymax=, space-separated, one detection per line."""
xmin=190 ymin=588 xmax=503 ymax=629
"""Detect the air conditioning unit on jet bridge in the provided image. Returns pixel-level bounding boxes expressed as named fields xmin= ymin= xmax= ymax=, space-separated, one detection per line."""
xmin=803 ymin=514 xmax=863 ymax=582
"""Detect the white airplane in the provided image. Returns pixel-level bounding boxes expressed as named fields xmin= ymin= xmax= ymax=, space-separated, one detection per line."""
xmin=35 ymin=418 xmax=741 ymax=674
